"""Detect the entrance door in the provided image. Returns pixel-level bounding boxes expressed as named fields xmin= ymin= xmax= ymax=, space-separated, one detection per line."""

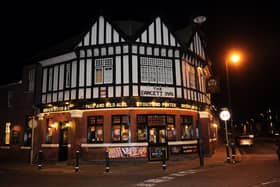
xmin=58 ymin=122 xmax=68 ymax=161
xmin=148 ymin=126 xmax=168 ymax=160
xmin=148 ymin=127 xmax=166 ymax=144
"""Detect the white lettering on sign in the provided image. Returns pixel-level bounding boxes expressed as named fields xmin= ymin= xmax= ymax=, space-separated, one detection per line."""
xmin=140 ymin=86 xmax=175 ymax=98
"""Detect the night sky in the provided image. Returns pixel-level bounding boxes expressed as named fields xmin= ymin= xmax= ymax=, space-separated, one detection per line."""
xmin=1 ymin=2 xmax=280 ymax=124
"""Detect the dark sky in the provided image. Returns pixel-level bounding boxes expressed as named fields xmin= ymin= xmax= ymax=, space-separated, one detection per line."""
xmin=1 ymin=2 xmax=280 ymax=123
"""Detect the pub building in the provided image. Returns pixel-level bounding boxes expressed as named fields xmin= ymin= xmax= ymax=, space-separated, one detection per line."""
xmin=0 ymin=14 xmax=219 ymax=162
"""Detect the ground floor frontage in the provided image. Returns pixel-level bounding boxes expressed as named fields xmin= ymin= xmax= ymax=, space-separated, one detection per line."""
xmin=1 ymin=108 xmax=219 ymax=163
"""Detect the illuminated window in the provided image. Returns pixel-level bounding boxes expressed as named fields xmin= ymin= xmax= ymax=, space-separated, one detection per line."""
xmin=181 ymin=116 xmax=194 ymax=140
xmin=11 ymin=130 xmax=20 ymax=144
xmin=137 ymin=115 xmax=147 ymax=142
xmin=140 ymin=57 xmax=173 ymax=84
xmin=137 ymin=115 xmax=175 ymax=143
xmin=188 ymin=66 xmax=196 ymax=89
xmin=24 ymin=116 xmax=33 ymax=146
xmin=112 ymin=115 xmax=129 ymax=142
xmin=46 ymin=119 xmax=54 ymax=144
xmin=167 ymin=116 xmax=176 ymax=141
xmin=87 ymin=116 xmax=104 ymax=143
xmin=159 ymin=129 xmax=166 ymax=143
xmin=95 ymin=58 xmax=113 ymax=84
xmin=5 ymin=122 xmax=11 ymax=145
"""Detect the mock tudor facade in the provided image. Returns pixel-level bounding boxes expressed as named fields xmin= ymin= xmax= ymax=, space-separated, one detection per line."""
xmin=0 ymin=15 xmax=219 ymax=162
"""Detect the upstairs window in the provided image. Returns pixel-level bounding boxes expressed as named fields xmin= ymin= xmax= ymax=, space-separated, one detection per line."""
xmin=8 ymin=91 xmax=14 ymax=108
xmin=95 ymin=58 xmax=113 ymax=84
xmin=48 ymin=68 xmax=53 ymax=91
xmin=188 ymin=66 xmax=196 ymax=89
xmin=140 ymin=57 xmax=173 ymax=85
xmin=65 ymin=63 xmax=71 ymax=88
xmin=26 ymin=68 xmax=35 ymax=92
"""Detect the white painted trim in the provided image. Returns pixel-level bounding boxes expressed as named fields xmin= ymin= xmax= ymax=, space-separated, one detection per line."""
xmin=199 ymin=111 xmax=209 ymax=118
xmin=38 ymin=52 xmax=76 ymax=67
xmin=0 ymin=146 xmax=10 ymax=149
xmin=81 ymin=142 xmax=148 ymax=148
xmin=70 ymin=110 xmax=84 ymax=118
xmin=41 ymin=107 xmax=200 ymax=115
xmin=41 ymin=144 xmax=59 ymax=148
xmin=41 ymin=144 xmax=71 ymax=148
xmin=81 ymin=141 xmax=199 ymax=148
xmin=168 ymin=140 xmax=198 ymax=145
xmin=0 ymin=80 xmax=22 ymax=88
xmin=20 ymin=146 xmax=31 ymax=150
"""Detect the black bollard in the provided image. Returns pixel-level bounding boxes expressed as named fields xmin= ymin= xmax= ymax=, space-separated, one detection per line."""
xmin=231 ymin=142 xmax=236 ymax=163
xmin=162 ymin=148 xmax=167 ymax=170
xmin=105 ymin=151 xmax=110 ymax=173
xmin=75 ymin=150 xmax=80 ymax=172
xmin=37 ymin=150 xmax=43 ymax=169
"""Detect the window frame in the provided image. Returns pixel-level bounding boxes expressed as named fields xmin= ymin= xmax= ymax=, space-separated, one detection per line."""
xmin=94 ymin=58 xmax=113 ymax=85
xmin=136 ymin=115 xmax=148 ymax=142
xmin=140 ymin=57 xmax=173 ymax=85
xmin=180 ymin=115 xmax=194 ymax=140
xmin=87 ymin=116 xmax=104 ymax=143
xmin=112 ymin=115 xmax=129 ymax=143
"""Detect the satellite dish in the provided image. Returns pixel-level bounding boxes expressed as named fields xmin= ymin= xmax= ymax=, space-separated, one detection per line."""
xmin=193 ymin=16 xmax=207 ymax=24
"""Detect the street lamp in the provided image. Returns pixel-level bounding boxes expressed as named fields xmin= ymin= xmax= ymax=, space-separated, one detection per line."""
xmin=225 ymin=51 xmax=241 ymax=149
xmin=219 ymin=108 xmax=231 ymax=163
xmin=225 ymin=52 xmax=241 ymax=110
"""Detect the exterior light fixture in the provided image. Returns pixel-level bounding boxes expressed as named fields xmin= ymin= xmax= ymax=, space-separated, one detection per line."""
xmin=193 ymin=16 xmax=207 ymax=24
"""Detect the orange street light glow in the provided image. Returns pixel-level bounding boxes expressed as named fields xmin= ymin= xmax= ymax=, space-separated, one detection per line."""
xmin=230 ymin=54 xmax=240 ymax=63
xmin=226 ymin=50 xmax=242 ymax=65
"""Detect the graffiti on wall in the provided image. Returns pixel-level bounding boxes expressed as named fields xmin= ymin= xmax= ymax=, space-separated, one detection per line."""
xmin=108 ymin=147 xmax=147 ymax=158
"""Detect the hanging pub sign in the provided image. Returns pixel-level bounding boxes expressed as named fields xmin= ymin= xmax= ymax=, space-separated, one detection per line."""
xmin=206 ymin=77 xmax=220 ymax=93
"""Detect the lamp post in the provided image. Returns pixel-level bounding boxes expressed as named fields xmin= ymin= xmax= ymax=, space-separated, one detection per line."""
xmin=219 ymin=108 xmax=231 ymax=163
xmin=225 ymin=52 xmax=241 ymax=151
xmin=193 ymin=15 xmax=207 ymax=167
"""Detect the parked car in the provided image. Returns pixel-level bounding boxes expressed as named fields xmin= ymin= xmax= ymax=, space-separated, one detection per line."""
xmin=237 ymin=134 xmax=254 ymax=146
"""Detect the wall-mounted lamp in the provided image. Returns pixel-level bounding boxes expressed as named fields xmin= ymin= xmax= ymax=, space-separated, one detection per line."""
xmin=65 ymin=122 xmax=71 ymax=128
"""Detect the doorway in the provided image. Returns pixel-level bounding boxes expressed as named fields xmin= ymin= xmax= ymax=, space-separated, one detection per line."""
xmin=148 ymin=126 xmax=168 ymax=161
xmin=58 ymin=122 xmax=69 ymax=161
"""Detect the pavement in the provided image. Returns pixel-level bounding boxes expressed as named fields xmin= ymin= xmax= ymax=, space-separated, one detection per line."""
xmin=0 ymin=143 xmax=242 ymax=176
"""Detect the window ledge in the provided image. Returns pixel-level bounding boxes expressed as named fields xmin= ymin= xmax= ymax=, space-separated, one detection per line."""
xmin=0 ymin=146 xmax=10 ymax=149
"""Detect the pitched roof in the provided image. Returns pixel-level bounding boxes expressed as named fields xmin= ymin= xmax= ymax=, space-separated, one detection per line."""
xmin=32 ymin=16 xmax=201 ymax=62
xmin=31 ymin=34 xmax=82 ymax=62
xmin=175 ymin=24 xmax=196 ymax=46
xmin=114 ymin=20 xmax=145 ymax=37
